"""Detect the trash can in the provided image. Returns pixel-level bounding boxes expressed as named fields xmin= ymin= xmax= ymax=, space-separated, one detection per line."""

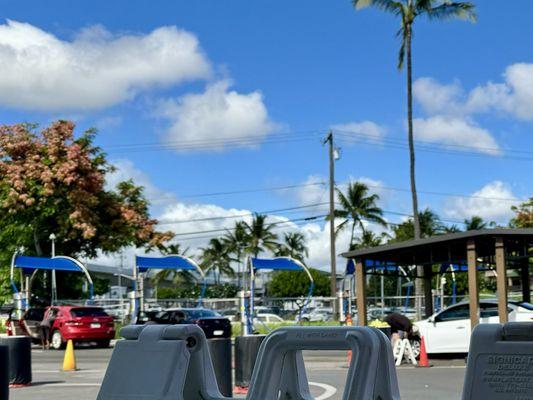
xmin=234 ymin=335 xmax=266 ymax=388
xmin=208 ymin=338 xmax=232 ymax=397
xmin=0 ymin=336 xmax=32 ymax=386
xmin=0 ymin=345 xmax=9 ymax=399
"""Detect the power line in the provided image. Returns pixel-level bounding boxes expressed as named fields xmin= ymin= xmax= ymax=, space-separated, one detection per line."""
xmin=168 ymin=214 xmax=328 ymax=238
xmin=157 ymin=202 xmax=329 ymax=225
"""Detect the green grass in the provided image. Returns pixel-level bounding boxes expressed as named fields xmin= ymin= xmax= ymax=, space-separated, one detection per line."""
xmin=231 ymin=320 xmax=343 ymax=337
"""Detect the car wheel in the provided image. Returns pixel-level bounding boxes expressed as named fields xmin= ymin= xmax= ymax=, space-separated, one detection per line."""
xmin=410 ymin=339 xmax=421 ymax=359
xmin=51 ymin=330 xmax=65 ymax=350
xmin=96 ymin=340 xmax=111 ymax=348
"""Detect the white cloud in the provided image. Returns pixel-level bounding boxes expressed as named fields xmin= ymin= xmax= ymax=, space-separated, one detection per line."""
xmin=331 ymin=120 xmax=387 ymax=142
xmin=467 ymin=63 xmax=533 ymax=121
xmin=157 ymin=80 xmax=276 ymax=150
xmin=413 ymin=77 xmax=464 ymax=116
xmin=0 ymin=20 xmax=211 ymax=110
xmin=294 ymin=175 xmax=328 ymax=206
xmin=414 ymin=116 xmax=501 ymax=156
xmin=444 ymin=181 xmax=518 ymax=223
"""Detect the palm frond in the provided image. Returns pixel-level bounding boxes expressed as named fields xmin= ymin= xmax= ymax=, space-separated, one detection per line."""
xmin=423 ymin=2 xmax=477 ymax=22
xmin=353 ymin=0 xmax=404 ymax=13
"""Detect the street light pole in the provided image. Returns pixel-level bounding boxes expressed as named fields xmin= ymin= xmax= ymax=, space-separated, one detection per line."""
xmin=49 ymin=233 xmax=57 ymax=305
xmin=324 ymin=131 xmax=338 ymax=318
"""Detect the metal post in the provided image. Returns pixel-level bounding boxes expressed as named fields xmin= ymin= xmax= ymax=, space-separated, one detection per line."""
xmin=50 ymin=233 xmax=57 ymax=305
xmin=521 ymin=257 xmax=531 ymax=303
xmin=495 ymin=237 xmax=508 ymax=324
xmin=467 ymin=240 xmax=479 ymax=330
xmin=324 ymin=131 xmax=338 ymax=319
xmin=355 ymin=259 xmax=367 ymax=326
xmin=380 ymin=274 xmax=385 ymax=315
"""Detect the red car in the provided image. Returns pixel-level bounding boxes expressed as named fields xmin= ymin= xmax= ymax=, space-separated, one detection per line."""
xmin=7 ymin=306 xmax=115 ymax=349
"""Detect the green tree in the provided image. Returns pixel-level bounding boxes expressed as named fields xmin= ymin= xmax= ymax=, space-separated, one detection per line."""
xmin=510 ymin=198 xmax=533 ymax=228
xmin=390 ymin=208 xmax=444 ymax=242
xmin=0 ymin=121 xmax=172 ymax=302
xmin=200 ymin=238 xmax=234 ymax=284
xmin=151 ymin=243 xmax=193 ymax=286
xmin=464 ymin=216 xmax=494 ymax=231
xmin=275 ymin=232 xmax=308 ymax=262
xmin=244 ymin=214 xmax=279 ymax=257
xmin=333 ymin=182 xmax=387 ymax=249
xmin=352 ymin=0 xmax=476 ymax=240
xmin=268 ymin=268 xmax=330 ymax=297
xmin=353 ymin=230 xmax=388 ymax=250
xmin=352 ymin=0 xmax=476 ymax=315
xmin=223 ymin=221 xmax=249 ymax=277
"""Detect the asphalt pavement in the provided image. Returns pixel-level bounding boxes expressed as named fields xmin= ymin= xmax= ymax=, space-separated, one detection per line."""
xmin=9 ymin=347 xmax=467 ymax=400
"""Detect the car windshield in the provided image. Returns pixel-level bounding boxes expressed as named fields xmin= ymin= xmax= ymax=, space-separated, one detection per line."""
xmin=517 ymin=302 xmax=533 ymax=311
xmin=185 ymin=309 xmax=220 ymax=319
xmin=70 ymin=308 xmax=108 ymax=318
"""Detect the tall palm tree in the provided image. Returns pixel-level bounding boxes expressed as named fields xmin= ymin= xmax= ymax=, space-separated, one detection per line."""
xmin=464 ymin=216 xmax=494 ymax=231
xmin=275 ymin=232 xmax=309 ymax=262
xmin=333 ymin=182 xmax=387 ymax=249
xmin=200 ymin=238 xmax=234 ymax=284
xmin=352 ymin=0 xmax=476 ymax=240
xmin=223 ymin=221 xmax=250 ymax=288
xmin=352 ymin=0 xmax=476 ymax=317
xmin=244 ymin=214 xmax=279 ymax=258
xmin=151 ymin=243 xmax=193 ymax=286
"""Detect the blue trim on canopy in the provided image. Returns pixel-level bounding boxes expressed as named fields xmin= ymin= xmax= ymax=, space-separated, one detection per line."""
xmin=135 ymin=255 xmax=205 ymax=308
xmin=14 ymin=255 xmax=82 ymax=274
xmin=136 ymin=255 xmax=199 ymax=273
xmin=251 ymin=257 xmax=304 ymax=271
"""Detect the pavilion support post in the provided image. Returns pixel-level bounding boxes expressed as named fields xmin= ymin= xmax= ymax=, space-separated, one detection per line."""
xmin=467 ymin=240 xmax=479 ymax=330
xmin=355 ymin=258 xmax=367 ymax=326
xmin=423 ymin=265 xmax=433 ymax=318
xmin=521 ymin=258 xmax=531 ymax=303
xmin=495 ymin=237 xmax=508 ymax=324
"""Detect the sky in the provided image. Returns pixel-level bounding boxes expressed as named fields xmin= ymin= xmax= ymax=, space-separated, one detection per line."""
xmin=1 ymin=0 xmax=532 ymax=271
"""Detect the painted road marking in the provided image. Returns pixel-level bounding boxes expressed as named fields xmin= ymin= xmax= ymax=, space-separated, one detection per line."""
xmin=309 ymin=382 xmax=337 ymax=400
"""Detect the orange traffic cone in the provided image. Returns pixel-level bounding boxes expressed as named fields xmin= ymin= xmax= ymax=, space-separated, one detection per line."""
xmin=62 ymin=339 xmax=77 ymax=371
xmin=417 ymin=336 xmax=431 ymax=368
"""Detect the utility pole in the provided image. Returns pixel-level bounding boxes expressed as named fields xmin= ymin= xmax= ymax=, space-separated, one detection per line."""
xmin=49 ymin=233 xmax=57 ymax=305
xmin=324 ymin=132 xmax=338 ymax=318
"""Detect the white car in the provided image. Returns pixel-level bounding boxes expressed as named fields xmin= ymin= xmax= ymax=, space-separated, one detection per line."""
xmin=254 ymin=313 xmax=285 ymax=324
xmin=415 ymin=300 xmax=533 ymax=353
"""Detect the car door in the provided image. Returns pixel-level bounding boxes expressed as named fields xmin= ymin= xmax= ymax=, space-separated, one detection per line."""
xmin=426 ymin=304 xmax=470 ymax=353
xmin=23 ymin=308 xmax=46 ymax=340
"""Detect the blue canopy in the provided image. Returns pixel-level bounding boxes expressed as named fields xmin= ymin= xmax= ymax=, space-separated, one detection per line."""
xmin=10 ymin=253 xmax=94 ymax=306
xmin=251 ymin=257 xmax=305 ymax=271
xmin=136 ymin=255 xmax=201 ymax=273
xmin=14 ymin=255 xmax=84 ymax=275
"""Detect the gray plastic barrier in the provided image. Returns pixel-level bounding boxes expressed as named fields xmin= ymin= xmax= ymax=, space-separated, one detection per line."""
xmin=462 ymin=322 xmax=533 ymax=400
xmin=97 ymin=325 xmax=400 ymax=400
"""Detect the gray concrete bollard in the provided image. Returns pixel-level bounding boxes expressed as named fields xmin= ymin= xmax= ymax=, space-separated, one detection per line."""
xmin=234 ymin=334 xmax=266 ymax=388
xmin=0 ymin=345 xmax=9 ymax=400
xmin=207 ymin=338 xmax=232 ymax=397
xmin=0 ymin=336 xmax=31 ymax=386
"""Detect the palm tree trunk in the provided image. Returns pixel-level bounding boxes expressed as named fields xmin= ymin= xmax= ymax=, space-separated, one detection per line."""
xmin=406 ymin=26 xmax=420 ymax=240
xmin=407 ymin=25 xmax=425 ymax=319
xmin=350 ymin=220 xmax=356 ymax=249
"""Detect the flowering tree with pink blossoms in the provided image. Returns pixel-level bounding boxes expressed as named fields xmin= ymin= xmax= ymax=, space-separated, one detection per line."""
xmin=0 ymin=120 xmax=173 ymax=300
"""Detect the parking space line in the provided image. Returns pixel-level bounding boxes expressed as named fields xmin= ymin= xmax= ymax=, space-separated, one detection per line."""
xmin=309 ymin=382 xmax=337 ymax=400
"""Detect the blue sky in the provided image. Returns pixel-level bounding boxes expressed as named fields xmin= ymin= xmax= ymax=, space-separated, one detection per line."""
xmin=1 ymin=1 xmax=532 ymax=268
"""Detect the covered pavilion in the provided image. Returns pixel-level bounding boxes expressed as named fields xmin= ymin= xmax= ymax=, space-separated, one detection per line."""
xmin=342 ymin=228 xmax=533 ymax=328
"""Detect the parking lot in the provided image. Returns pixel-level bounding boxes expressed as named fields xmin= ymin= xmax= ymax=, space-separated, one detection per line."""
xmin=9 ymin=347 xmax=467 ymax=400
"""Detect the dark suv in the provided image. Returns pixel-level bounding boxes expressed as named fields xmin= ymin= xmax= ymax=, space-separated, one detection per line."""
xmin=143 ymin=308 xmax=231 ymax=339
